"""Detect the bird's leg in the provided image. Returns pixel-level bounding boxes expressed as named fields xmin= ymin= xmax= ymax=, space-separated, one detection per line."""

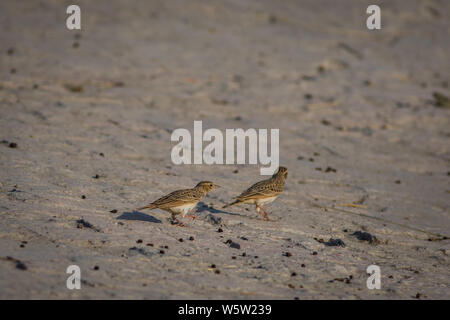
xmin=259 ymin=206 xmax=273 ymax=221
xmin=171 ymin=214 xmax=187 ymax=227
xmin=183 ymin=209 xmax=197 ymax=221
xmin=184 ymin=214 xmax=197 ymax=220
xmin=255 ymin=205 xmax=266 ymax=218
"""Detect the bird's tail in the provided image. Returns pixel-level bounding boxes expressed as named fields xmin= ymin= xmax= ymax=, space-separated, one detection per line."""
xmin=222 ymin=200 xmax=240 ymax=209
xmin=137 ymin=204 xmax=156 ymax=211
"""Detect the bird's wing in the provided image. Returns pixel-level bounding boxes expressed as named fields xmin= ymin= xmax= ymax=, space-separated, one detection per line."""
xmin=236 ymin=179 xmax=283 ymax=200
xmin=151 ymin=189 xmax=201 ymax=208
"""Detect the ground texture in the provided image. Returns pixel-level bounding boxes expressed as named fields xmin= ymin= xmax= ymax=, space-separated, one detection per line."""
xmin=0 ymin=0 xmax=449 ymax=299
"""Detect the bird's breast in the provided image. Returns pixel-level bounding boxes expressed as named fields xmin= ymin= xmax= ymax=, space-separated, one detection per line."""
xmin=256 ymin=196 xmax=278 ymax=205
xmin=170 ymin=202 xmax=198 ymax=214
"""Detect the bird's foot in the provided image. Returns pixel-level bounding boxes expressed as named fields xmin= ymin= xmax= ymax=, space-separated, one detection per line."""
xmin=184 ymin=214 xmax=198 ymax=220
xmin=170 ymin=219 xmax=188 ymax=227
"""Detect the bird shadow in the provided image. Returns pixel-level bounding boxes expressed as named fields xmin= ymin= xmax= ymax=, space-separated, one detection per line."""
xmin=196 ymin=202 xmax=245 ymax=217
xmin=117 ymin=211 xmax=162 ymax=223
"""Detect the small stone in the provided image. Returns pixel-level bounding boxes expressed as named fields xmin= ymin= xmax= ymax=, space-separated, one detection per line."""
xmin=324 ymin=238 xmax=346 ymax=247
xmin=189 ymin=236 xmax=194 ymax=241
xmin=351 ymin=231 xmax=378 ymax=244
xmin=136 ymin=239 xmax=143 ymax=244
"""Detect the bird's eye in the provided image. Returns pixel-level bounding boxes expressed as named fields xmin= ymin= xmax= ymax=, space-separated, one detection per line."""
xmin=210 ymin=184 xmax=213 ymax=187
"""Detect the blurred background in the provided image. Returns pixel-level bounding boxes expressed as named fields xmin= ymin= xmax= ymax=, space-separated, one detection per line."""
xmin=0 ymin=0 xmax=449 ymax=299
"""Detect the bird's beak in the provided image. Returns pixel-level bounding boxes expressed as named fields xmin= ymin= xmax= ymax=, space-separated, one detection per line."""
xmin=215 ymin=184 xmax=222 ymax=188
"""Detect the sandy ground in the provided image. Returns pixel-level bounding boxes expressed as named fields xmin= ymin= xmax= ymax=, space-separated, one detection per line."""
xmin=0 ymin=0 xmax=449 ymax=299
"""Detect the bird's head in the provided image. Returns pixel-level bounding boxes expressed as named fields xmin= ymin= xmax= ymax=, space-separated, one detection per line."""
xmin=274 ymin=166 xmax=288 ymax=179
xmin=195 ymin=181 xmax=220 ymax=193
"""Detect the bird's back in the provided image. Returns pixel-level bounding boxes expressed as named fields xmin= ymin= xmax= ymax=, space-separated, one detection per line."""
xmin=236 ymin=176 xmax=284 ymax=201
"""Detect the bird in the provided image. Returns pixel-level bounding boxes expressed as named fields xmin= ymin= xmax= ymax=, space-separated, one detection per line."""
xmin=223 ymin=167 xmax=288 ymax=221
xmin=137 ymin=181 xmax=219 ymax=226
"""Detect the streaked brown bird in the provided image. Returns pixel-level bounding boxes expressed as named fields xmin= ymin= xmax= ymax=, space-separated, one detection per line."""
xmin=137 ymin=181 xmax=219 ymax=226
xmin=223 ymin=167 xmax=288 ymax=221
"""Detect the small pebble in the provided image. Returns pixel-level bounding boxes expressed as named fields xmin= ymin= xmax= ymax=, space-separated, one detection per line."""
xmin=136 ymin=239 xmax=143 ymax=244
xmin=93 ymin=266 xmax=99 ymax=270
xmin=189 ymin=236 xmax=194 ymax=241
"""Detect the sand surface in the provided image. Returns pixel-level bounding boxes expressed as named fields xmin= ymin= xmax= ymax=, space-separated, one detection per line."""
xmin=0 ymin=0 xmax=449 ymax=299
